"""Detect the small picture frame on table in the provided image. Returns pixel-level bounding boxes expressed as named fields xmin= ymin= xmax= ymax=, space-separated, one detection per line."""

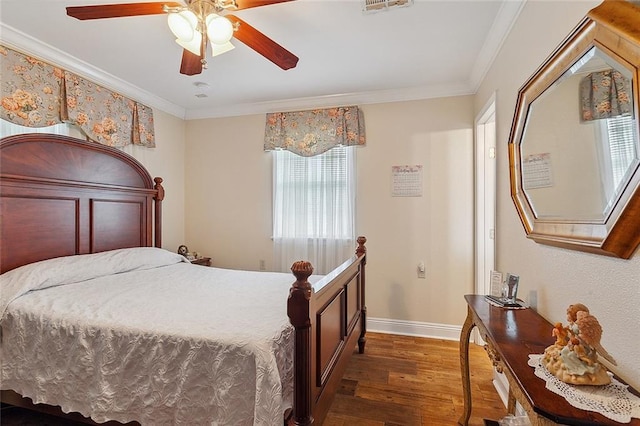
xmin=504 ymin=273 xmax=520 ymax=303
xmin=485 ymin=272 xmax=525 ymax=308
xmin=490 ymin=270 xmax=503 ymax=297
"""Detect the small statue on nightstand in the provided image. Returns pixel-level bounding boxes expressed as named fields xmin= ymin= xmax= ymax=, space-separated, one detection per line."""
xmin=177 ymin=245 xmax=188 ymax=257
xmin=542 ymin=303 xmax=616 ymax=385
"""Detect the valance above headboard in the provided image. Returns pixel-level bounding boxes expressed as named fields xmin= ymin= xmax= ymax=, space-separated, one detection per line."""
xmin=0 ymin=45 xmax=155 ymax=148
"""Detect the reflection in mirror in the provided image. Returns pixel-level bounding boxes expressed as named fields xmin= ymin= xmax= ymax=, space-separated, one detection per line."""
xmin=521 ymin=47 xmax=639 ymax=221
xmin=508 ymin=0 xmax=640 ymax=258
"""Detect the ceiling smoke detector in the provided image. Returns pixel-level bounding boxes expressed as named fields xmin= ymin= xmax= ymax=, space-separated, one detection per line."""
xmin=362 ymin=0 xmax=413 ymax=14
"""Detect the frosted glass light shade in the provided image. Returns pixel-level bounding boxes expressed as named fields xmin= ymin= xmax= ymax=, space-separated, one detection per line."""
xmin=168 ymin=10 xmax=198 ymax=42
xmin=211 ymin=41 xmax=235 ymax=57
xmin=176 ymin=30 xmax=202 ymax=56
xmin=206 ymin=14 xmax=234 ymax=45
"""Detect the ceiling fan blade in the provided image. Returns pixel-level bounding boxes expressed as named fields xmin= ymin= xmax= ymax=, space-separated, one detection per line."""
xmin=233 ymin=0 xmax=296 ymax=10
xmin=226 ymin=15 xmax=298 ymax=70
xmin=66 ymin=2 xmax=182 ymax=20
xmin=180 ymin=49 xmax=203 ymax=75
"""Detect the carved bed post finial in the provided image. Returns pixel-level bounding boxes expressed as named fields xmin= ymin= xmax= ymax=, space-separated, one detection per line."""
xmin=154 ymin=177 xmax=164 ymax=248
xmin=288 ymin=261 xmax=314 ymax=426
xmin=356 ymin=236 xmax=367 ymax=354
xmin=291 ymin=261 xmax=314 ymax=286
xmin=356 ymin=236 xmax=367 ymax=259
xmin=154 ymin=177 xmax=165 ymax=201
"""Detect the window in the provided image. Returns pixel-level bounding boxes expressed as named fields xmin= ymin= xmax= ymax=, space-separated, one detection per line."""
xmin=0 ymin=120 xmax=72 ymax=137
xmin=606 ymin=114 xmax=637 ymax=186
xmin=272 ymin=146 xmax=356 ymax=274
xmin=598 ymin=114 xmax=638 ymax=212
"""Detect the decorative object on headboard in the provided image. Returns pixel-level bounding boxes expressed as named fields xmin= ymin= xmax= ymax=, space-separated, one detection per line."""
xmin=0 ymin=45 xmax=155 ymax=148
xmin=508 ymin=0 xmax=640 ymax=258
xmin=264 ymin=106 xmax=366 ymax=157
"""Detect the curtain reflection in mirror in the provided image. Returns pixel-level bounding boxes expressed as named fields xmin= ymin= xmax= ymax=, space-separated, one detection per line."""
xmin=580 ymin=69 xmax=632 ymax=122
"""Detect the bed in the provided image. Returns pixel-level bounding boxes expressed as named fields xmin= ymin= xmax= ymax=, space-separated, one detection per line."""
xmin=0 ymin=133 xmax=368 ymax=426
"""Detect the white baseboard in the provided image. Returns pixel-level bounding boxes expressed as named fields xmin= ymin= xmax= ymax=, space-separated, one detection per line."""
xmin=367 ymin=317 xmax=462 ymax=341
xmin=494 ymin=370 xmax=527 ymax=416
xmin=493 ymin=371 xmax=510 ymax=407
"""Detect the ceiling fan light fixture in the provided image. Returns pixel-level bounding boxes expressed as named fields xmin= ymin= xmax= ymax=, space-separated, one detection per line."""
xmin=168 ymin=10 xmax=197 ymax=42
xmin=176 ymin=29 xmax=202 ymax=56
xmin=64 ymin=0 xmax=299 ymax=75
xmin=211 ymin=41 xmax=235 ymax=57
xmin=205 ymin=14 xmax=234 ymax=45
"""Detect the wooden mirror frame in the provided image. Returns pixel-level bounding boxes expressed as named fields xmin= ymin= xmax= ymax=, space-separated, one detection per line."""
xmin=508 ymin=0 xmax=640 ymax=259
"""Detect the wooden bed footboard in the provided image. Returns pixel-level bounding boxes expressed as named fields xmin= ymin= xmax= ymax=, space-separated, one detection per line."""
xmin=288 ymin=236 xmax=367 ymax=426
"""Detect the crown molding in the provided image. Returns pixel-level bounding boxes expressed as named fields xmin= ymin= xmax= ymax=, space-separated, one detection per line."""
xmin=184 ymin=82 xmax=475 ymax=119
xmin=468 ymin=0 xmax=526 ymax=92
xmin=0 ymin=23 xmax=187 ymax=119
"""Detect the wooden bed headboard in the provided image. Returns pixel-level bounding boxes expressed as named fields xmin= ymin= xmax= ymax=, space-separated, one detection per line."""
xmin=0 ymin=133 xmax=164 ymax=274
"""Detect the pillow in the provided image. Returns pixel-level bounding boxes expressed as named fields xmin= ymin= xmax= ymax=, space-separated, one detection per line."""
xmin=0 ymin=247 xmax=188 ymax=318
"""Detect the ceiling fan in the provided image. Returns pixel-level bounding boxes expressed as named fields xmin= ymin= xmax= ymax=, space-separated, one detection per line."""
xmin=66 ymin=0 xmax=299 ymax=76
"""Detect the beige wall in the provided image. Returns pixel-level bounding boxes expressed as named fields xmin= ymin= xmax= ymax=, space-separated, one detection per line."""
xmin=184 ymin=114 xmax=274 ymax=271
xmin=123 ymin=109 xmax=186 ymax=252
xmin=475 ymin=0 xmax=640 ymax=389
xmin=358 ymin=99 xmax=475 ymax=326
xmin=184 ymin=96 xmax=476 ymax=326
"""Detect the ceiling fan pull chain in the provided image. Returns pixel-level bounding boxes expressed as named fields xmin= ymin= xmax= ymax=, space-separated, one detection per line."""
xmin=201 ymin=33 xmax=208 ymax=69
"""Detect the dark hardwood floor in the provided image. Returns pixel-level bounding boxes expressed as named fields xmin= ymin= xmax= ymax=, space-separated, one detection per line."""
xmin=1 ymin=332 xmax=506 ymax=425
xmin=324 ymin=332 xmax=507 ymax=425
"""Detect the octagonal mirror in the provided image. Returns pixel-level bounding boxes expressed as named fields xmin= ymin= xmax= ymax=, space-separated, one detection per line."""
xmin=508 ymin=0 xmax=640 ymax=258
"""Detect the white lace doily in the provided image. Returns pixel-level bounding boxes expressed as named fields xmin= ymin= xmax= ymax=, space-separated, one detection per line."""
xmin=528 ymin=354 xmax=640 ymax=423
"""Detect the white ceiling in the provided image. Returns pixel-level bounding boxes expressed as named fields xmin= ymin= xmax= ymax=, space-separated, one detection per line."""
xmin=0 ymin=0 xmax=524 ymax=119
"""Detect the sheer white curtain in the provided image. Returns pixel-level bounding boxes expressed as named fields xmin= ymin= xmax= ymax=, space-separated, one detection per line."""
xmin=0 ymin=120 xmax=72 ymax=137
xmin=273 ymin=146 xmax=356 ymax=274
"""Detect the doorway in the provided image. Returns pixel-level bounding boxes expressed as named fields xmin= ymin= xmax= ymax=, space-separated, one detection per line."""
xmin=475 ymin=95 xmax=512 ymax=408
xmin=475 ymin=95 xmax=497 ymax=297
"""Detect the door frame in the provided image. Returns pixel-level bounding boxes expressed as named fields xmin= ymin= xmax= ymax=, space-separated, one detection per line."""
xmin=474 ymin=94 xmax=497 ymax=298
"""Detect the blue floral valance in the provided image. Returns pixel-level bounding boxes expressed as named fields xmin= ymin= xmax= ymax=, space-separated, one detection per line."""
xmin=579 ymin=69 xmax=632 ymax=122
xmin=0 ymin=45 xmax=155 ymax=148
xmin=264 ymin=106 xmax=366 ymax=157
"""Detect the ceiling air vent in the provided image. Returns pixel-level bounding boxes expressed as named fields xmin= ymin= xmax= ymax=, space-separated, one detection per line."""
xmin=362 ymin=0 xmax=414 ymax=14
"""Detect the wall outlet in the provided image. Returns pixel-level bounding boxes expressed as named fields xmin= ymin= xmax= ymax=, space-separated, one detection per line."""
xmin=417 ymin=261 xmax=426 ymax=279
xmin=259 ymin=259 xmax=266 ymax=271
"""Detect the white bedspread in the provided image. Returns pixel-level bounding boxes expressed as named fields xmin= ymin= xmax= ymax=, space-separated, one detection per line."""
xmin=0 ymin=248 xmax=316 ymax=425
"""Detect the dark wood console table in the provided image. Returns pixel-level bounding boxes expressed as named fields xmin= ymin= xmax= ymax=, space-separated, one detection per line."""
xmin=459 ymin=294 xmax=640 ymax=426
